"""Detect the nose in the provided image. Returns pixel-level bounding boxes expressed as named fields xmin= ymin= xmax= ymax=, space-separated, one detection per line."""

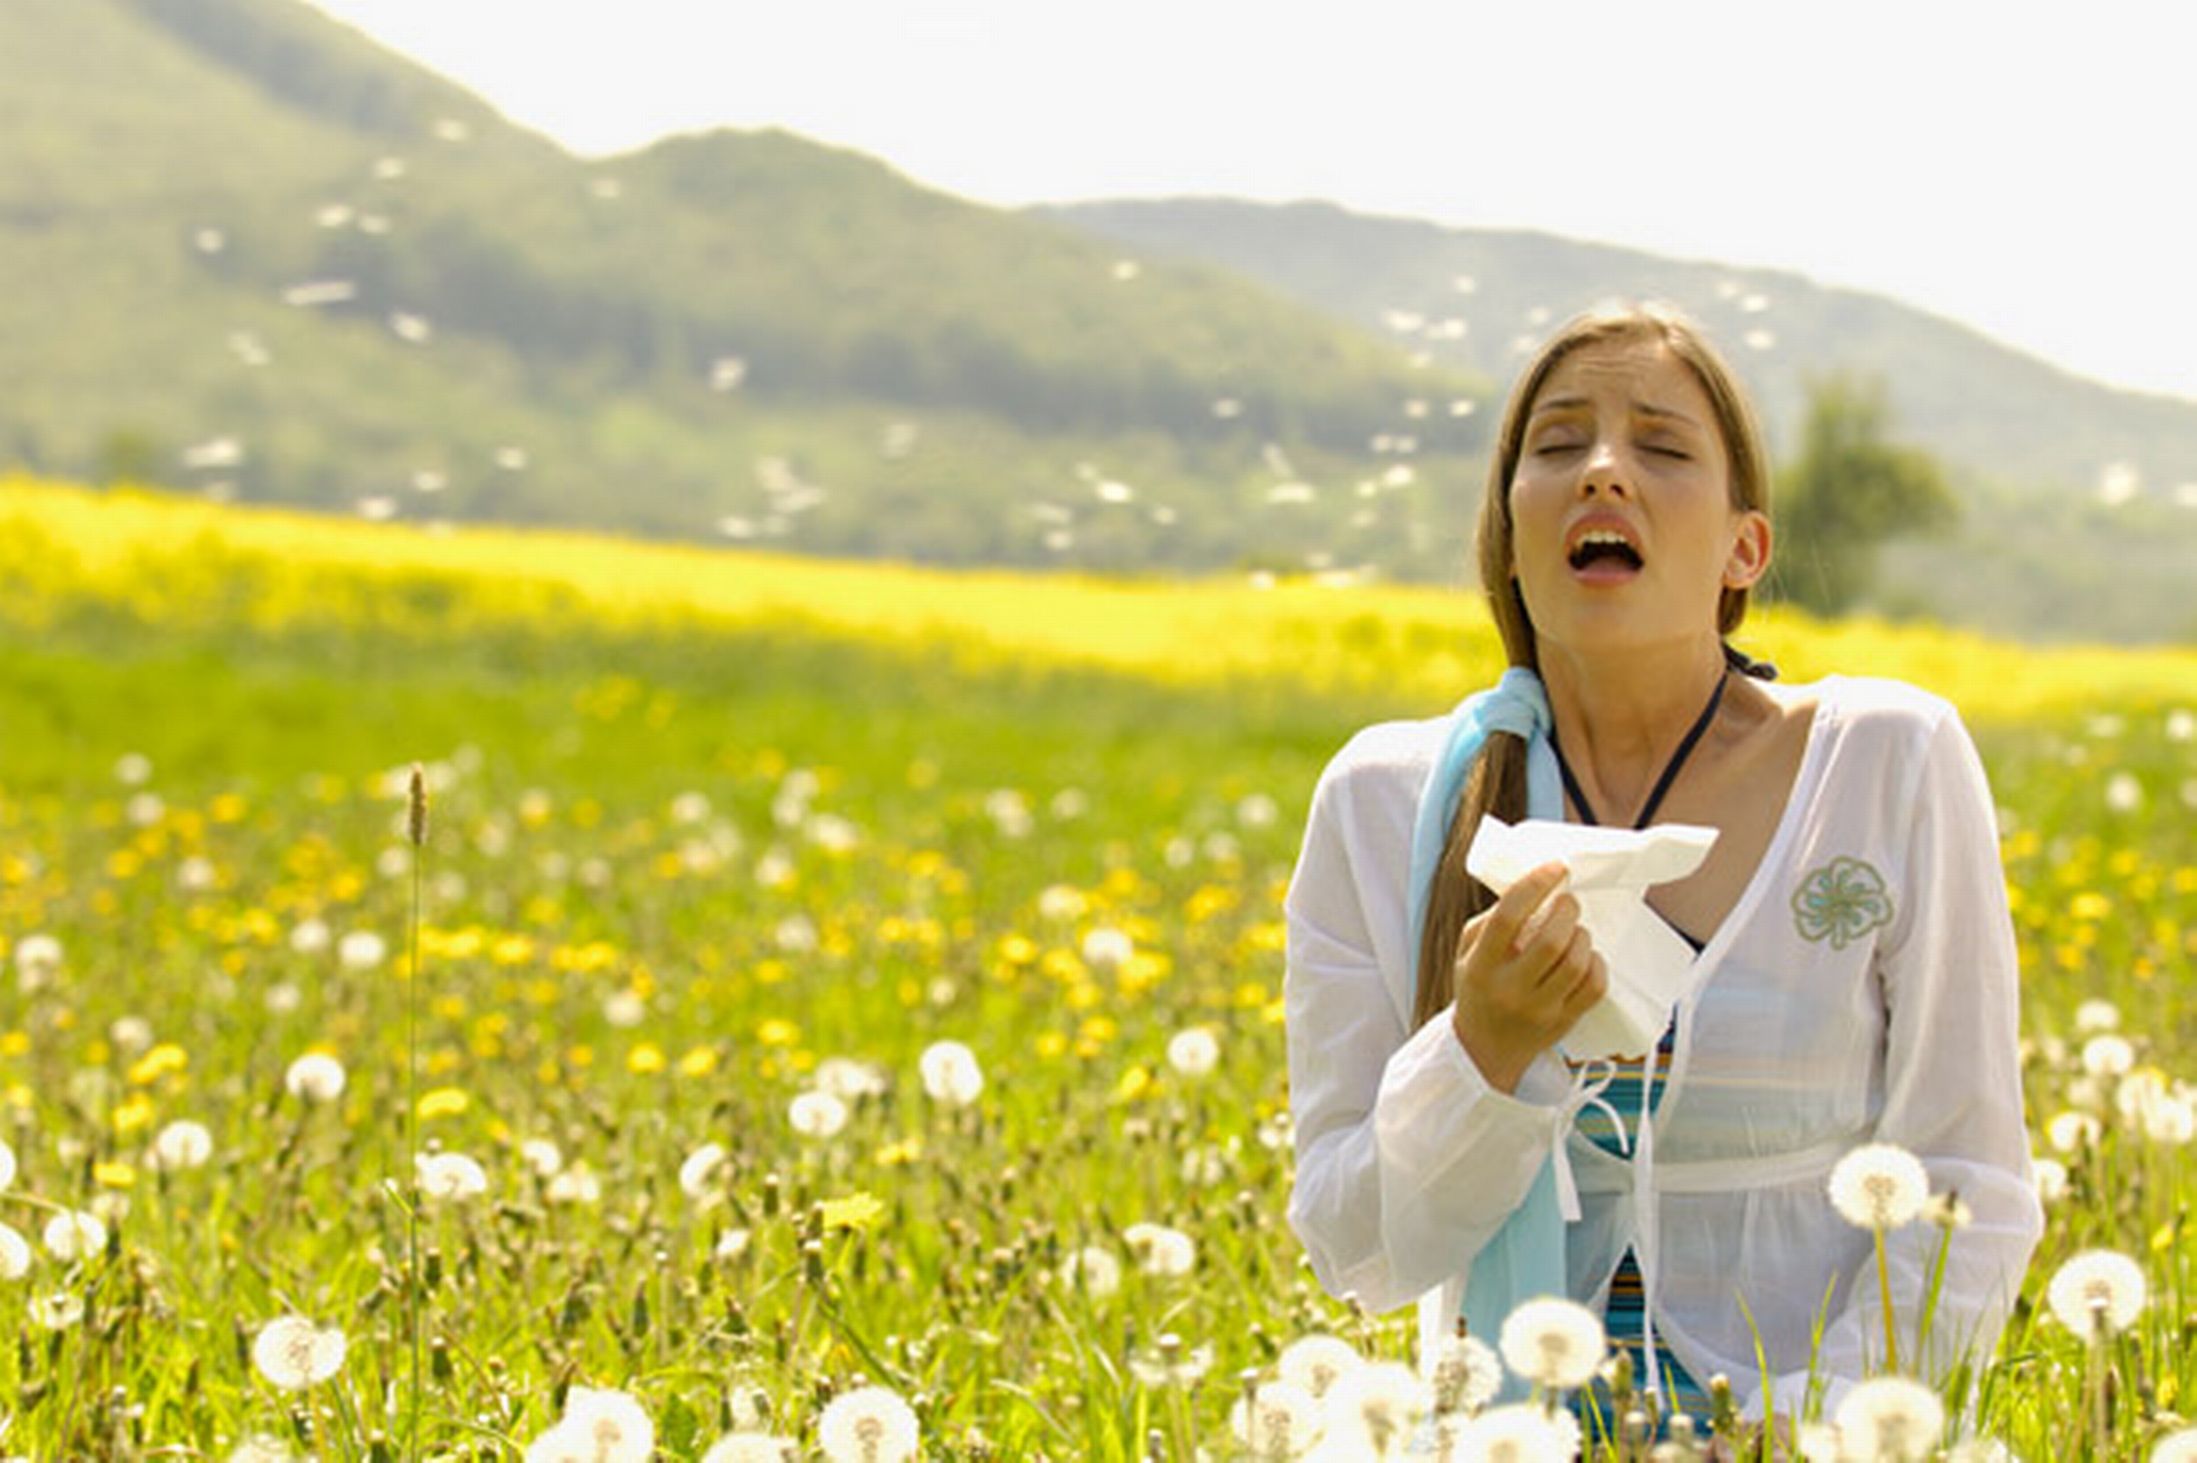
xmin=1578 ymin=439 xmax=1632 ymax=499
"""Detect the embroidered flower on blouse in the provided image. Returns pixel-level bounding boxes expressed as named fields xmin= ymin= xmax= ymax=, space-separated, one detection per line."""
xmin=1791 ymin=856 xmax=1895 ymax=949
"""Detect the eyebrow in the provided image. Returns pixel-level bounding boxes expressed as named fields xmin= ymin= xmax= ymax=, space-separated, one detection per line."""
xmin=1529 ymin=394 xmax=1705 ymax=430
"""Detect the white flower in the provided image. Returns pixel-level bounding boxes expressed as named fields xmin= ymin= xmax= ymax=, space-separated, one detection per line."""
xmin=109 ymin=1015 xmax=154 ymax=1054
xmin=2081 ymin=1034 xmax=2136 ymax=1077
xmin=1166 ymin=1027 xmax=1220 ymax=1078
xmin=415 ymin=1152 xmax=489 ymax=1203
xmin=1037 ymin=884 xmax=1087 ymax=922
xmin=2105 ymin=772 xmax=2144 ymax=812
xmin=521 ymin=1138 xmax=565 ymax=1177
xmin=1122 ymin=1221 xmax=1196 ymax=1277
xmin=1060 ymin=1245 xmax=1121 ymax=1297
xmin=679 ymin=1142 xmax=729 ymax=1198
xmin=918 ymin=1040 xmax=984 ymax=1107
xmin=289 ymin=918 xmax=331 ymax=954
xmin=1450 ymin=1401 xmax=1574 ymax=1461
xmin=1129 ymin=1332 xmax=1213 ymax=1388
xmin=1277 ymin=1335 xmax=1363 ymax=1399
xmin=551 ymin=1387 xmax=654 ymax=1463
xmin=336 ymin=929 xmax=387 ymax=970
xmin=789 ymin=1090 xmax=849 ymax=1140
xmin=814 ymin=1057 xmax=888 ymax=1101
xmin=42 ymin=1210 xmax=107 ymax=1262
xmin=816 ymin=1384 xmax=920 ymax=1463
xmin=1498 ymin=1296 xmax=1606 ymax=1390
xmin=0 ymin=1137 xmax=15 ymax=1191
xmin=2152 ymin=1427 xmax=2197 ymax=1463
xmin=1426 ymin=1330 xmax=1503 ymax=1414
xmin=252 ymin=1316 xmax=347 ymax=1389
xmin=714 ymin=1227 xmax=751 ymax=1260
xmin=2144 ymin=1093 xmax=2197 ymax=1145
xmin=149 ymin=1119 xmax=215 ymax=1171
xmin=2032 ymin=1156 xmax=2069 ymax=1204
xmin=602 ymin=990 xmax=646 ymax=1028
xmin=2047 ymin=1110 xmax=2102 ymax=1152
xmin=1231 ymin=1379 xmax=1320 ymax=1460
xmin=115 ymin=751 xmax=153 ymax=785
xmin=2074 ymin=999 xmax=2122 ymax=1034
xmin=1828 ymin=1142 xmax=1930 ymax=1230
xmin=1946 ymin=1439 xmax=2017 ymax=1462
xmin=14 ymin=933 xmax=62 ymax=990
xmin=1321 ymin=1360 xmax=1430 ymax=1456
xmin=1080 ymin=926 xmax=1134 ymax=971
xmin=285 ymin=1053 xmax=347 ymax=1103
xmin=546 ymin=1164 xmax=602 ymax=1205
xmin=226 ymin=1434 xmax=296 ymax=1463
xmin=1237 ymin=792 xmax=1280 ymax=827
xmin=700 ymin=1436 xmax=795 ymax=1463
xmin=0 ymin=1222 xmax=31 ymax=1279
xmin=1833 ymin=1375 xmax=1944 ymax=1461
xmin=30 ymin=1290 xmax=84 ymax=1330
xmin=1920 ymin=1191 xmax=1973 ymax=1230
xmin=2046 ymin=1249 xmax=2147 ymax=1339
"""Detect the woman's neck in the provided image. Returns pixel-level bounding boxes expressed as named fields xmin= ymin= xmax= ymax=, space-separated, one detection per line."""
xmin=1538 ymin=637 xmax=1731 ymax=822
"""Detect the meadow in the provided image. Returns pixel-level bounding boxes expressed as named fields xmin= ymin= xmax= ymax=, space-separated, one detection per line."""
xmin=0 ymin=478 xmax=2193 ymax=1460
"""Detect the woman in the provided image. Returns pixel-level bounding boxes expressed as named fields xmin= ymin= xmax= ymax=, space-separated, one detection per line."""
xmin=1283 ymin=303 xmax=2040 ymax=1438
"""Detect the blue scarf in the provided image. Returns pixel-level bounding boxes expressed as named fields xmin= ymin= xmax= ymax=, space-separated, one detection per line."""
xmin=1404 ymin=666 xmax=1566 ymax=1393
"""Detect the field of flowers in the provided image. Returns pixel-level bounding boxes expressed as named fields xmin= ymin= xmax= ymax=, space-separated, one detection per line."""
xmin=0 ymin=478 xmax=2193 ymax=1460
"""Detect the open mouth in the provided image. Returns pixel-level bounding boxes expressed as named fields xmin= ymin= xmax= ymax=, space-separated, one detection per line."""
xmin=1567 ymin=529 xmax=1644 ymax=575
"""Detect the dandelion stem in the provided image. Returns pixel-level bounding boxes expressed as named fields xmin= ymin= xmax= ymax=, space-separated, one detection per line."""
xmin=1873 ymin=1226 xmax=1900 ymax=1375
xmin=405 ymin=762 xmax=428 ymax=1461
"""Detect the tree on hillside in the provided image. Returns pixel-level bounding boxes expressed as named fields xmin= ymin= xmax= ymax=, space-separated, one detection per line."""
xmin=1766 ymin=374 xmax=1958 ymax=616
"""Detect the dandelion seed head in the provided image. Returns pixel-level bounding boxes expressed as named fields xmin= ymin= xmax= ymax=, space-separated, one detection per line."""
xmin=1229 ymin=1379 xmax=1319 ymax=1460
xmin=2074 ymin=998 xmax=2121 ymax=1034
xmin=1451 ymin=1401 xmax=1574 ymax=1461
xmin=251 ymin=1316 xmax=347 ymax=1389
xmin=1828 ymin=1142 xmax=1930 ymax=1230
xmin=1080 ymin=926 xmax=1134 ymax=970
xmin=0 ymin=1222 xmax=31 ymax=1279
xmin=2046 ymin=1248 xmax=2146 ymax=1338
xmin=284 ymin=1052 xmax=346 ymax=1103
xmin=1920 ymin=1190 xmax=1972 ymax=1229
xmin=2032 ymin=1155 xmax=2069 ymax=1204
xmin=789 ymin=1090 xmax=849 ymax=1140
xmin=41 ymin=1210 xmax=107 ymax=1261
xmin=225 ymin=1434 xmax=297 ymax=1462
xmin=13 ymin=933 xmax=62 ymax=989
xmin=814 ymin=1057 xmax=888 ymax=1102
xmin=337 ymin=929 xmax=386 ymax=971
xmin=1122 ymin=1221 xmax=1196 ymax=1276
xmin=2047 ymin=1110 xmax=2102 ymax=1152
xmin=918 ymin=1040 xmax=984 ymax=1107
xmin=1058 ymin=1243 xmax=1122 ymax=1295
xmin=2082 ymin=1034 xmax=2136 ymax=1078
xmin=2150 ymin=1426 xmax=2197 ymax=1463
xmin=699 ymin=1436 xmax=796 ymax=1463
xmin=1323 ymin=1360 xmax=1431 ymax=1454
xmin=1427 ymin=1331 xmax=1502 ymax=1414
xmin=1167 ymin=1027 xmax=1220 ymax=1078
xmin=1833 ymin=1376 xmax=1945 ymax=1461
xmin=546 ymin=1164 xmax=602 ymax=1205
xmin=1276 ymin=1334 xmax=1363 ymax=1399
xmin=30 ymin=1290 xmax=84 ymax=1330
xmin=1498 ymin=1296 xmax=1605 ymax=1390
xmin=150 ymin=1119 xmax=214 ymax=1171
xmin=679 ymin=1142 xmax=729 ymax=1198
xmin=557 ymin=1388 xmax=654 ymax=1462
xmin=817 ymin=1384 xmax=920 ymax=1463
xmin=0 ymin=1138 xmax=15 ymax=1192
xmin=414 ymin=1152 xmax=489 ymax=1203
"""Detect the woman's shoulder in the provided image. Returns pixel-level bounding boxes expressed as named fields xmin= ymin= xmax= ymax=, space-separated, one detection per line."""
xmin=1307 ymin=714 xmax=1453 ymax=814
xmin=1795 ymin=673 xmax=1962 ymax=742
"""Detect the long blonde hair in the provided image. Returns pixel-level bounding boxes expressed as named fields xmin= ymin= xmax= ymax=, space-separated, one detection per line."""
xmin=1410 ymin=302 xmax=1772 ymax=1029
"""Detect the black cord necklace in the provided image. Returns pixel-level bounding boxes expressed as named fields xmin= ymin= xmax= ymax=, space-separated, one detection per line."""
xmin=1552 ymin=670 xmax=1729 ymax=830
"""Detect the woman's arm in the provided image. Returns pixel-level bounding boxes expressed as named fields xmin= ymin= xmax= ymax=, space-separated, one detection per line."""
xmin=1750 ymin=706 xmax=2044 ymax=1421
xmin=1283 ymin=740 xmax=1568 ymax=1314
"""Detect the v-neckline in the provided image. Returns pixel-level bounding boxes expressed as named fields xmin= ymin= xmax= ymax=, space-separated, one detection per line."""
xmin=1655 ymin=677 xmax=1842 ymax=1097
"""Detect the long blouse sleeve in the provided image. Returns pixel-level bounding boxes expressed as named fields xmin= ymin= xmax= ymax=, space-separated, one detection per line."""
xmin=1283 ymin=727 xmax=1565 ymax=1314
xmin=1752 ymin=706 xmax=2043 ymax=1420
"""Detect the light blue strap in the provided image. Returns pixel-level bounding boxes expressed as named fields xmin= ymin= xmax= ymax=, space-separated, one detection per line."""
xmin=1401 ymin=666 xmax=1567 ymax=1396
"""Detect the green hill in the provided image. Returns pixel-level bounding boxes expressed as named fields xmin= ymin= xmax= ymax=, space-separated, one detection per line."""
xmin=0 ymin=0 xmax=1488 ymax=575
xmin=1039 ymin=199 xmax=2197 ymax=641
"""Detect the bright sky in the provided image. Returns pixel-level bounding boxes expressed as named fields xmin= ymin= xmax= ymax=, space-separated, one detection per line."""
xmin=303 ymin=0 xmax=2197 ymax=402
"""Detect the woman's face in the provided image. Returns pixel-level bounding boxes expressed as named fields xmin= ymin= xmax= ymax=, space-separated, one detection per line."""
xmin=1506 ymin=338 xmax=1767 ymax=660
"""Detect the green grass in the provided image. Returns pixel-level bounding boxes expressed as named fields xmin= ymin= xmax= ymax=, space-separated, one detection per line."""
xmin=0 ymin=591 xmax=2191 ymax=1458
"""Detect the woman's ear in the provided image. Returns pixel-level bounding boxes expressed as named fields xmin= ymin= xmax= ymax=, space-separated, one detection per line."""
xmin=1723 ymin=510 xmax=1772 ymax=590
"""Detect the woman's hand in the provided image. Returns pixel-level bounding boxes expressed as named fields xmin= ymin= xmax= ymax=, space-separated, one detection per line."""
xmin=1448 ymin=860 xmax=1608 ymax=1092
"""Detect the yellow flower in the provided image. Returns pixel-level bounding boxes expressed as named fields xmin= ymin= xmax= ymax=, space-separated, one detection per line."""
xmin=756 ymin=1018 xmax=801 ymax=1048
xmin=416 ymin=1087 xmax=470 ymax=1120
xmin=127 ymin=1043 xmax=190 ymax=1086
xmin=875 ymin=1137 xmax=923 ymax=1166
xmin=677 ymin=1046 xmax=719 ymax=1078
xmin=95 ymin=1161 xmax=138 ymax=1188
xmin=1114 ymin=1065 xmax=1153 ymax=1103
xmin=818 ymin=1192 xmax=886 ymax=1232
xmin=112 ymin=1093 xmax=156 ymax=1134
xmin=627 ymin=1043 xmax=666 ymax=1075
xmin=1033 ymin=1031 xmax=1068 ymax=1059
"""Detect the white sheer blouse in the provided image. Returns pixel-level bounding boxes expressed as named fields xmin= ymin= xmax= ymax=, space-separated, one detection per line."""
xmin=1282 ymin=674 xmax=2043 ymax=1419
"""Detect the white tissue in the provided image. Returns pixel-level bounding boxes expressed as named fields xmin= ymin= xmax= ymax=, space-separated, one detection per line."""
xmin=1464 ymin=815 xmax=1719 ymax=1060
